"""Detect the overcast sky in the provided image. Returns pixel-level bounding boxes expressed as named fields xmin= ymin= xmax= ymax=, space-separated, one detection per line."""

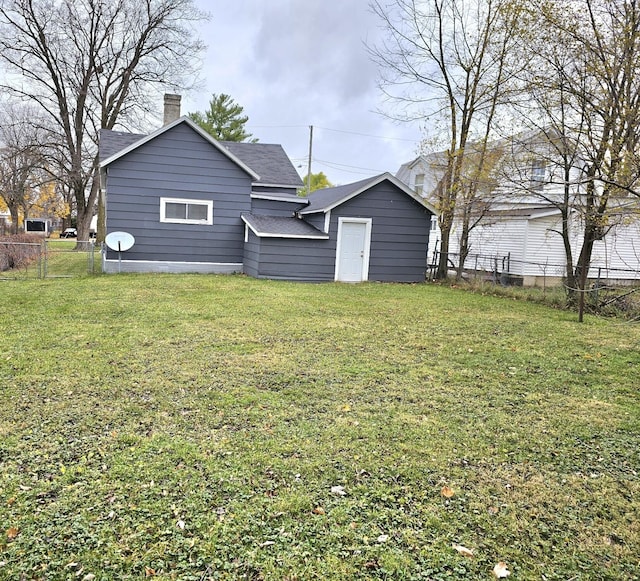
xmin=181 ymin=0 xmax=423 ymax=185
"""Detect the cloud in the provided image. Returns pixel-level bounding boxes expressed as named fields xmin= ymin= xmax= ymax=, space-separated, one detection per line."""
xmin=186 ymin=0 xmax=422 ymax=184
xmin=250 ymin=0 xmax=380 ymax=105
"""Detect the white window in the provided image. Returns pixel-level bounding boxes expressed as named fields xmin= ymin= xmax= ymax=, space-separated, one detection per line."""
xmin=414 ymin=173 xmax=425 ymax=196
xmin=160 ymin=197 xmax=213 ymax=225
xmin=531 ymin=161 xmax=546 ymax=189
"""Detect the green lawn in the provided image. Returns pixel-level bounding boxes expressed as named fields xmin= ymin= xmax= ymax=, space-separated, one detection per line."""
xmin=0 ymin=275 xmax=638 ymax=580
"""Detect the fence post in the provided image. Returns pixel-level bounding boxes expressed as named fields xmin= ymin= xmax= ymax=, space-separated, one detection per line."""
xmin=36 ymin=241 xmax=42 ymax=279
xmin=88 ymin=242 xmax=94 ymax=274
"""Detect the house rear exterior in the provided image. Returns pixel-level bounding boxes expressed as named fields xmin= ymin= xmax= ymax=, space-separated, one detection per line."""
xmin=100 ymin=117 xmax=434 ymax=282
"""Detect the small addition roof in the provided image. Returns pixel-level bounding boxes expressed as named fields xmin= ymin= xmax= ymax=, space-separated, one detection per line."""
xmin=241 ymin=213 xmax=328 ymax=239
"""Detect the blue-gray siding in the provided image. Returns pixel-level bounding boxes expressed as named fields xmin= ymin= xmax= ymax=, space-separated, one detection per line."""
xmin=250 ymin=196 xmax=305 ymax=216
xmin=105 ymin=123 xmax=252 ymax=263
xmin=244 ymin=181 xmax=432 ymax=282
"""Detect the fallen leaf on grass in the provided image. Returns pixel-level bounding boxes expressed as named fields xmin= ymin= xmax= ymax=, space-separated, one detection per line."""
xmin=312 ymin=506 xmax=325 ymax=515
xmin=377 ymin=534 xmax=389 ymax=543
xmin=331 ymin=485 xmax=346 ymax=496
xmin=452 ymin=543 xmax=474 ymax=558
xmin=259 ymin=540 xmax=275 ymax=547
xmin=493 ymin=562 xmax=511 ymax=578
xmin=6 ymin=497 xmax=15 ymax=506
xmin=144 ymin=566 xmax=156 ymax=577
xmin=176 ymin=519 xmax=185 ymax=530
xmin=441 ymin=486 xmax=455 ymax=498
xmin=6 ymin=527 xmax=18 ymax=540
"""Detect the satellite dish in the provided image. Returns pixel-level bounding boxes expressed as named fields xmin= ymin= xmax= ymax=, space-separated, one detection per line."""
xmin=105 ymin=231 xmax=135 ymax=252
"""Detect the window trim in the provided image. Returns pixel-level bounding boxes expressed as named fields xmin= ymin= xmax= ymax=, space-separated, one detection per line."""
xmin=530 ymin=161 xmax=546 ymax=189
xmin=414 ymin=173 xmax=425 ymax=196
xmin=160 ymin=197 xmax=213 ymax=225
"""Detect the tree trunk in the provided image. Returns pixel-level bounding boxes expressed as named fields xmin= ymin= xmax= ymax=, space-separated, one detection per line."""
xmin=456 ymin=215 xmax=470 ymax=281
xmin=9 ymin=205 xmax=20 ymax=235
xmin=436 ymin=219 xmax=453 ymax=279
xmin=575 ymin=224 xmax=596 ymax=322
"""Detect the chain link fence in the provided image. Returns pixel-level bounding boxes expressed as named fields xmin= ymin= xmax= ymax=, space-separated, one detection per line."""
xmin=430 ymin=251 xmax=640 ymax=286
xmin=0 ymin=237 xmax=101 ymax=280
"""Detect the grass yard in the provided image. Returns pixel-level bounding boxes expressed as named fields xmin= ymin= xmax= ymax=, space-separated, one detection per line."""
xmin=0 ymin=275 xmax=638 ymax=580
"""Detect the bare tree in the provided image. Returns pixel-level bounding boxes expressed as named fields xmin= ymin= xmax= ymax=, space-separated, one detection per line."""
xmin=514 ymin=0 xmax=640 ymax=319
xmin=370 ymin=0 xmax=520 ymax=279
xmin=454 ymin=142 xmax=503 ymax=279
xmin=0 ymin=105 xmax=47 ymax=234
xmin=0 ymin=0 xmax=208 ymax=242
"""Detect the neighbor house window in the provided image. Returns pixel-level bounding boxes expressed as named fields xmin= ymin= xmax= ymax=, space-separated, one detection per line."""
xmin=160 ymin=197 xmax=213 ymax=225
xmin=530 ymin=161 xmax=546 ymax=189
xmin=415 ymin=173 xmax=425 ymax=196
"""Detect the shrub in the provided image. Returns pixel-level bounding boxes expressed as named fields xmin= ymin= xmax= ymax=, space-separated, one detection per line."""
xmin=0 ymin=234 xmax=43 ymax=272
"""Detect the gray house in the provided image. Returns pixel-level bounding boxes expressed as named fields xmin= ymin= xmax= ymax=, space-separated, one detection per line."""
xmin=99 ymin=116 xmax=435 ymax=282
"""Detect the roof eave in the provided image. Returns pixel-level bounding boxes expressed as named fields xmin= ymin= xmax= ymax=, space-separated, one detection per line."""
xmin=252 ymin=182 xmax=304 ymax=189
xmin=251 ymin=192 xmax=309 ymax=204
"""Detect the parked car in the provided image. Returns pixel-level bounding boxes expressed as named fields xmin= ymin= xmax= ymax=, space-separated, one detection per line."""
xmin=60 ymin=228 xmax=77 ymax=238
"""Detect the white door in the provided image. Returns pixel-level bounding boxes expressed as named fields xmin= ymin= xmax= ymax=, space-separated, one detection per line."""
xmin=335 ymin=218 xmax=371 ymax=282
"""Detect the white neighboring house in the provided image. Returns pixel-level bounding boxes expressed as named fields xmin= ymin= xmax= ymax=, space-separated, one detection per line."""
xmin=396 ymin=153 xmax=442 ymax=267
xmin=396 ymin=138 xmax=640 ymax=286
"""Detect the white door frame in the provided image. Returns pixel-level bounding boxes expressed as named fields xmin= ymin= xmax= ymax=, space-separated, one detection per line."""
xmin=334 ymin=217 xmax=372 ymax=282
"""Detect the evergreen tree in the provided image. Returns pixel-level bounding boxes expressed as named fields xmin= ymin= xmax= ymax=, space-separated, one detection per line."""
xmin=189 ymin=93 xmax=257 ymax=142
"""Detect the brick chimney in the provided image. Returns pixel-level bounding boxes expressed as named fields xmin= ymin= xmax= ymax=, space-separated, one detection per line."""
xmin=163 ymin=93 xmax=181 ymax=125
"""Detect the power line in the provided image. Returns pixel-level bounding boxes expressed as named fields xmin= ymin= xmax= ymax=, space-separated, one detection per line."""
xmin=247 ymin=123 xmax=419 ymax=143
xmin=315 ymin=125 xmax=419 ymax=142
xmin=314 ymin=157 xmax=388 ymax=173
xmin=314 ymin=160 xmax=389 ymax=178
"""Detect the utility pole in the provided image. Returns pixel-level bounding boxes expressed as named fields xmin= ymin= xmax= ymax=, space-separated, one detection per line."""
xmin=307 ymin=125 xmax=313 ymax=195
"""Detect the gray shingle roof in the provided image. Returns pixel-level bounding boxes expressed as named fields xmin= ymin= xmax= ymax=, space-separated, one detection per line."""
xmin=241 ymin=213 xmax=328 ymax=238
xmin=99 ymin=129 xmax=146 ymax=160
xmin=221 ymin=142 xmax=303 ymax=187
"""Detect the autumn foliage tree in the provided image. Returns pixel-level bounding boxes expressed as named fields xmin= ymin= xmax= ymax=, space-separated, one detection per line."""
xmin=0 ymin=106 xmax=48 ymax=234
xmin=299 ymin=172 xmax=333 ymax=196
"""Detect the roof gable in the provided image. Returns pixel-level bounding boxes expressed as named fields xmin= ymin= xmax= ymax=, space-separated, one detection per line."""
xmin=299 ymin=172 xmax=436 ymax=215
xmin=99 ymin=117 xmax=260 ymax=180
